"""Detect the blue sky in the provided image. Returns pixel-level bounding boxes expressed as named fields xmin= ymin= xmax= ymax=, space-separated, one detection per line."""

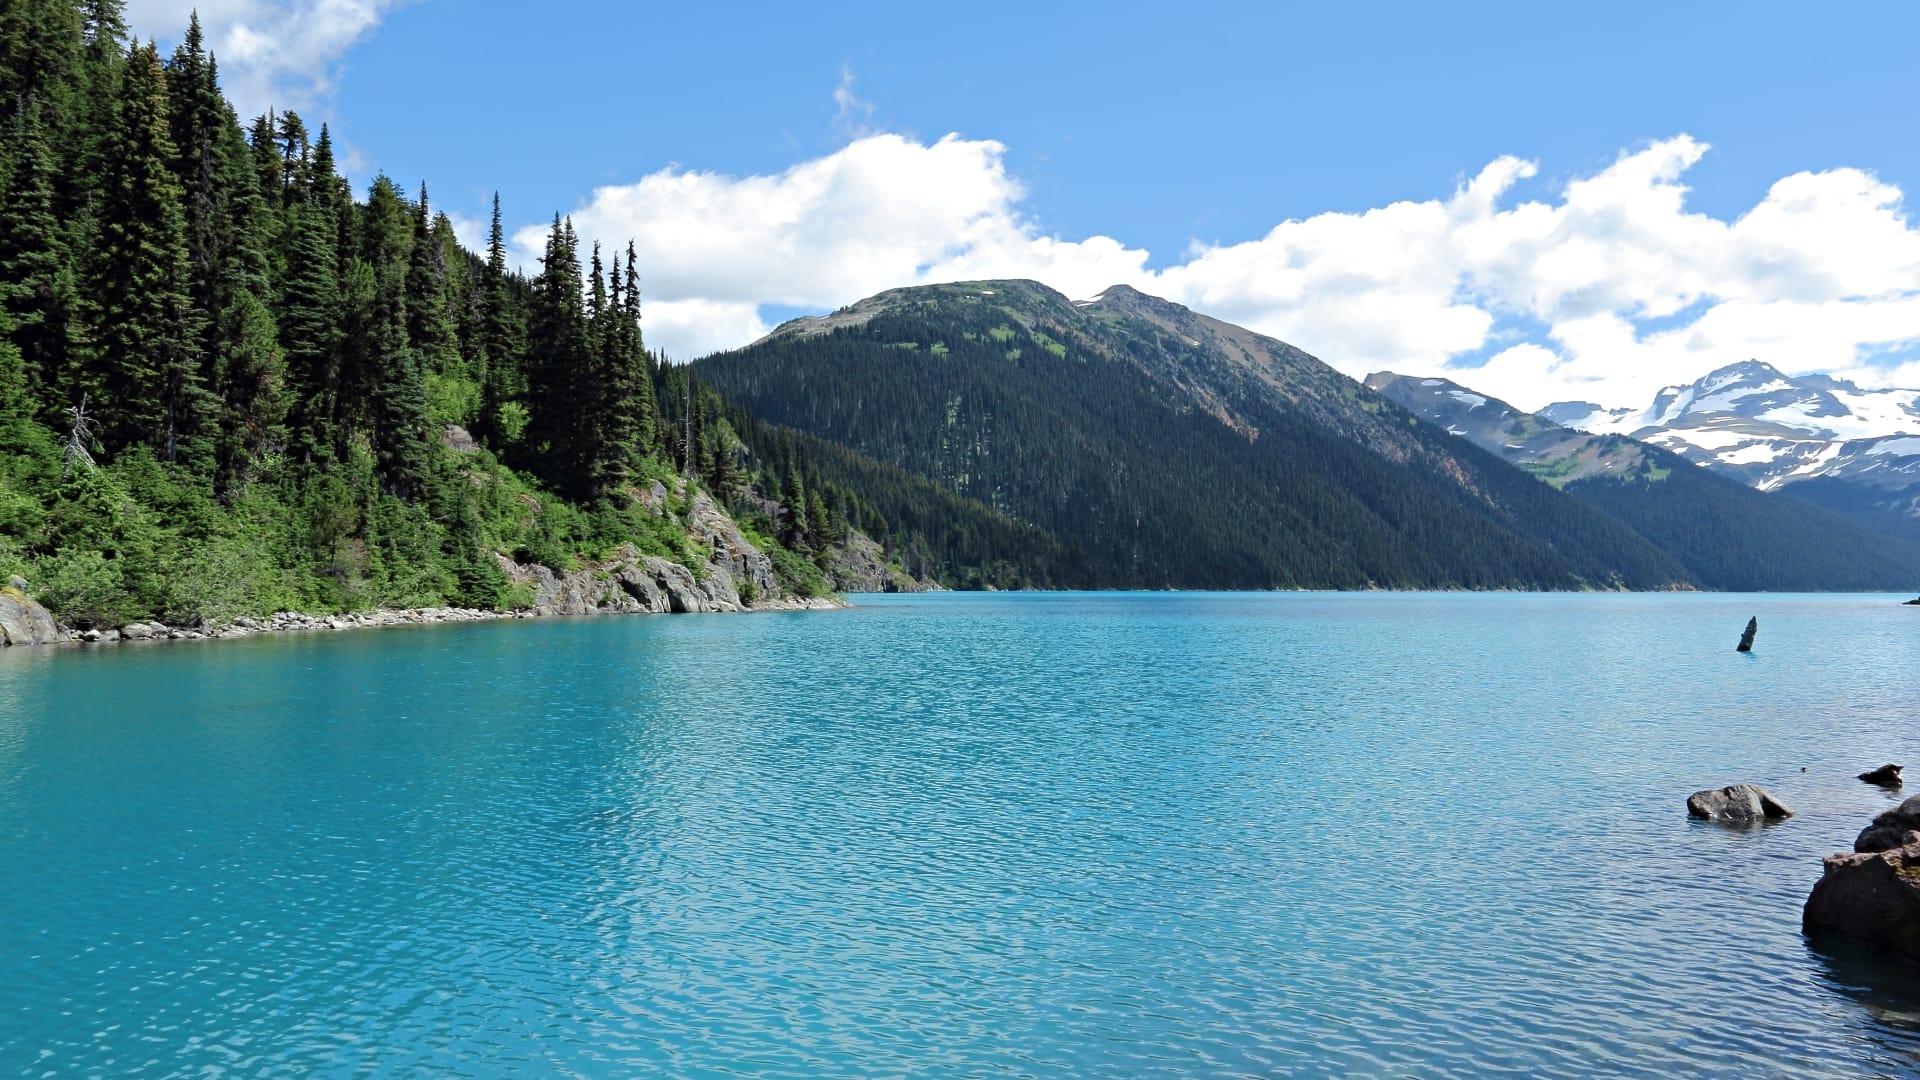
xmin=128 ymin=1 xmax=1920 ymax=410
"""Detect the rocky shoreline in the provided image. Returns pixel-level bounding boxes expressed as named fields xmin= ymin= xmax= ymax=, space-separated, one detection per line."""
xmin=39 ymin=594 xmax=844 ymax=647
xmin=0 ymin=485 xmax=852 ymax=648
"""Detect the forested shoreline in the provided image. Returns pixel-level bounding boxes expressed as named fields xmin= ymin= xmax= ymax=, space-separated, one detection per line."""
xmin=0 ymin=1 xmax=979 ymax=630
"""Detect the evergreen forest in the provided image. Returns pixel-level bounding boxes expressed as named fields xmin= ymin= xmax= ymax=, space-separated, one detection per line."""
xmin=0 ymin=1 xmax=1050 ymax=627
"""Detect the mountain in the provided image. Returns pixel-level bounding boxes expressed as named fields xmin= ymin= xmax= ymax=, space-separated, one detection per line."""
xmin=1542 ymin=361 xmax=1920 ymax=502
xmin=696 ymin=280 xmax=1694 ymax=591
xmin=1368 ymin=371 xmax=1920 ymax=590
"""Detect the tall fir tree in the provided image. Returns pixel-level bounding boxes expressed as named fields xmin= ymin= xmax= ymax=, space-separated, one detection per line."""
xmin=89 ymin=39 xmax=209 ymax=461
xmin=368 ymin=261 xmax=429 ymax=498
xmin=0 ymin=102 xmax=84 ymax=419
xmin=210 ymin=286 xmax=285 ymax=494
xmin=475 ymin=192 xmax=519 ymax=447
xmin=404 ymin=184 xmax=460 ymax=381
xmin=279 ymin=202 xmax=342 ymax=465
xmin=524 ymin=215 xmax=590 ymax=495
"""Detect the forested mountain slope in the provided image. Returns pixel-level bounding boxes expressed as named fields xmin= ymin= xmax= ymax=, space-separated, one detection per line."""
xmin=697 ymin=281 xmax=1693 ymax=590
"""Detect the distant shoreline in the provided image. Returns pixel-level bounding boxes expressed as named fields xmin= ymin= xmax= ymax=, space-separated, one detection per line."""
xmin=29 ymin=595 xmax=846 ymax=649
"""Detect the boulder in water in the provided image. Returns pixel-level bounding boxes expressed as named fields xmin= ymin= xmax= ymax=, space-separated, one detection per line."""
xmin=1854 ymin=795 xmax=1920 ymax=853
xmin=1861 ymin=764 xmax=1905 ymax=788
xmin=1804 ymin=841 xmax=1920 ymax=961
xmin=1687 ymin=784 xmax=1793 ymax=823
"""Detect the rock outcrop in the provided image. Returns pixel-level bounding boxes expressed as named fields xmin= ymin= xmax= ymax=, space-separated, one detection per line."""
xmin=822 ymin=529 xmax=931 ymax=593
xmin=1686 ymin=784 xmax=1793 ymax=823
xmin=1861 ymin=764 xmax=1906 ymax=788
xmin=1853 ymin=796 xmax=1920 ymax=853
xmin=0 ymin=585 xmax=60 ymax=646
xmin=685 ymin=491 xmax=779 ymax=603
xmin=1804 ymin=843 xmax=1920 ymax=961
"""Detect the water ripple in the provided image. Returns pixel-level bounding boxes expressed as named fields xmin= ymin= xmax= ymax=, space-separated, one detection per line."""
xmin=3 ymin=592 xmax=1920 ymax=1075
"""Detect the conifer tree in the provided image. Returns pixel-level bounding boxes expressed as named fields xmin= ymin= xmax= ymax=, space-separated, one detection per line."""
xmin=475 ymin=193 xmax=519 ymax=447
xmin=0 ymin=0 xmax=83 ymax=117
xmin=524 ymin=215 xmax=589 ymax=495
xmin=279 ymin=202 xmax=342 ymax=464
xmin=90 ymin=39 xmax=208 ymax=460
xmin=165 ymin=13 xmax=227 ymax=326
xmin=368 ymin=262 xmax=429 ymax=497
xmin=780 ymin=464 xmax=807 ymax=549
xmin=0 ymin=102 xmax=82 ymax=418
xmin=211 ymin=286 xmax=285 ymax=493
xmin=405 ymin=184 xmax=460 ymax=380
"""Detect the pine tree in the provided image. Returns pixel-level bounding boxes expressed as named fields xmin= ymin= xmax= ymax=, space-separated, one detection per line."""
xmin=279 ymin=202 xmax=342 ymax=465
xmin=165 ymin=13 xmax=226 ymax=328
xmin=0 ymin=0 xmax=83 ymax=118
xmin=89 ymin=39 xmax=209 ymax=461
xmin=405 ymin=184 xmax=461 ymax=382
xmin=368 ymin=262 xmax=429 ymax=498
xmin=211 ymin=286 xmax=285 ymax=494
xmin=524 ymin=215 xmax=590 ymax=495
xmin=780 ymin=464 xmax=807 ymax=549
xmin=0 ymin=102 xmax=82 ymax=419
xmin=475 ymin=192 xmax=519 ymax=447
xmin=275 ymin=110 xmax=309 ymax=207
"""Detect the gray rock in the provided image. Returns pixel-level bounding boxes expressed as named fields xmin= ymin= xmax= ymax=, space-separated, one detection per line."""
xmin=686 ymin=492 xmax=779 ymax=604
xmin=7 ymin=575 xmax=26 ymax=591
xmin=1804 ymin=840 xmax=1920 ymax=961
xmin=1855 ymin=795 xmax=1920 ymax=852
xmin=1861 ymin=764 xmax=1905 ymax=788
xmin=639 ymin=556 xmax=708 ymax=613
xmin=0 ymin=586 xmax=61 ymax=646
xmin=442 ymin=424 xmax=477 ymax=452
xmin=119 ymin=622 xmax=154 ymax=641
xmin=634 ymin=479 xmax=670 ymax=514
xmin=1687 ymin=784 xmax=1793 ymax=823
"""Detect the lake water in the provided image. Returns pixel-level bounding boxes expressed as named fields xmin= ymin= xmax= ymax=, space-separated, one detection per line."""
xmin=4 ymin=592 xmax=1920 ymax=1076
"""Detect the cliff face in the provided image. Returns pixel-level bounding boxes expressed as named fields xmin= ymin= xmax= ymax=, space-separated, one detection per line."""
xmin=821 ymin=530 xmax=932 ymax=594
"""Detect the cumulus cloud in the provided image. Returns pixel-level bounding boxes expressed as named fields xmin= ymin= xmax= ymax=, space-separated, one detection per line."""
xmin=514 ymin=133 xmax=1151 ymax=357
xmin=126 ymin=0 xmax=400 ymax=117
xmin=525 ymin=129 xmax=1920 ymax=409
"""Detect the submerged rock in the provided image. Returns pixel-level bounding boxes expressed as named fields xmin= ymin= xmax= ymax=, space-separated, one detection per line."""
xmin=0 ymin=586 xmax=60 ymax=646
xmin=1854 ymin=796 xmax=1920 ymax=853
xmin=1687 ymin=784 xmax=1793 ymax=823
xmin=1861 ymin=764 xmax=1906 ymax=788
xmin=1804 ymin=842 xmax=1920 ymax=961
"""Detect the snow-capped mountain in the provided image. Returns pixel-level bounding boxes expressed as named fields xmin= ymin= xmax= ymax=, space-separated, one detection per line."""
xmin=1541 ymin=361 xmax=1920 ymax=494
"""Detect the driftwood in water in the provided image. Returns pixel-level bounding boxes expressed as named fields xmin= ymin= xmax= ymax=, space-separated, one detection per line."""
xmin=1736 ymin=616 xmax=1758 ymax=653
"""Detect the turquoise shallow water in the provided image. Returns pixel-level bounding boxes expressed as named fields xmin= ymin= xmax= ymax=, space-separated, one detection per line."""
xmin=5 ymin=592 xmax=1920 ymax=1076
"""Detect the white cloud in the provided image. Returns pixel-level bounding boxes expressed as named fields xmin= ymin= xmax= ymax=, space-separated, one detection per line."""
xmin=520 ymin=129 xmax=1920 ymax=410
xmin=126 ymin=0 xmax=401 ymax=118
xmin=514 ymin=132 xmax=1151 ymax=358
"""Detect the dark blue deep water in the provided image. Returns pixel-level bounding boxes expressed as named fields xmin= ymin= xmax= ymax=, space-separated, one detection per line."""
xmin=5 ymin=592 xmax=1920 ymax=1076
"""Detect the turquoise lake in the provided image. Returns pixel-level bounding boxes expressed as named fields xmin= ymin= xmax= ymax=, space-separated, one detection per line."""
xmin=5 ymin=592 xmax=1920 ymax=1076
